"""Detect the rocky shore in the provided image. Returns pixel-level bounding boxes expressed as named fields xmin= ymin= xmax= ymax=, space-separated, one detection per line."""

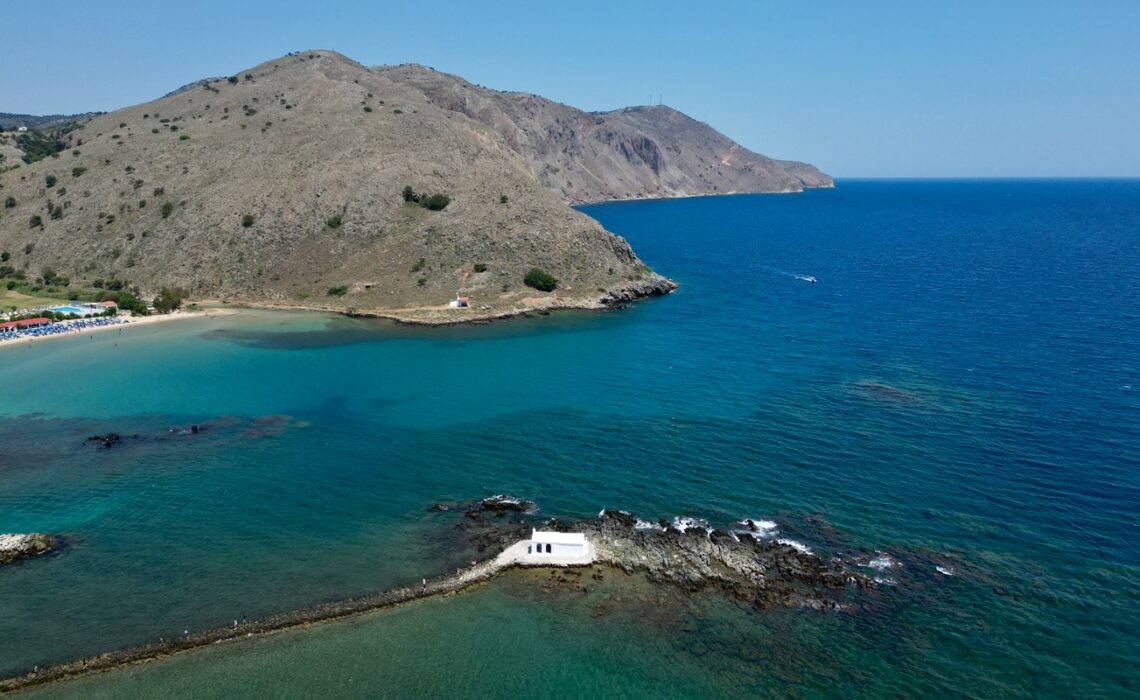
xmin=0 ymin=533 xmax=55 ymax=565
xmin=1 ymin=497 xmax=898 ymax=692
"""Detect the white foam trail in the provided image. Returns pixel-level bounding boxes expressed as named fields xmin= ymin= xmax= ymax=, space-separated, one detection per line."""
xmin=868 ymin=553 xmax=897 ymax=571
xmin=777 ymin=538 xmax=813 ymax=555
xmin=738 ymin=518 xmax=778 ymax=533
xmin=936 ymin=565 xmax=955 ymax=576
xmin=671 ymin=516 xmax=710 ymax=533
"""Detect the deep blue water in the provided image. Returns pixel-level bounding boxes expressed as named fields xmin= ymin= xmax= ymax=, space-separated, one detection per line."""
xmin=2 ymin=180 xmax=1139 ymax=697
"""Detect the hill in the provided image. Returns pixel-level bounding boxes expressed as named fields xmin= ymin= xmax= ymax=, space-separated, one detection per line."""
xmin=0 ymin=51 xmax=828 ymax=322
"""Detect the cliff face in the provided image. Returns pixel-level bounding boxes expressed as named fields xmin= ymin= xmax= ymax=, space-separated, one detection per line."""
xmin=0 ymin=51 xmax=827 ymax=320
xmin=377 ymin=64 xmax=833 ymax=203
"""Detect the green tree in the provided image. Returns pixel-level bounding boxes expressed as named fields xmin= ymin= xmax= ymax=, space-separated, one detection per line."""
xmin=45 ymin=174 xmax=57 ymax=188
xmin=72 ymin=166 xmax=86 ymax=178
xmin=241 ymin=213 xmax=255 ymax=228
xmin=153 ymin=287 xmax=187 ymax=314
xmin=28 ymin=215 xmax=42 ymax=228
xmin=161 ymin=202 xmax=174 ymax=218
xmin=4 ymin=196 xmax=15 ymax=208
xmin=402 ymin=185 xmax=418 ymax=203
xmin=524 ymin=267 xmax=558 ymax=292
xmin=326 ymin=215 xmax=342 ymax=229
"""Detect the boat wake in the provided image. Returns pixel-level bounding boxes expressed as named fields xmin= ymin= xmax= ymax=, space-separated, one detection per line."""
xmin=760 ymin=265 xmax=816 ymax=283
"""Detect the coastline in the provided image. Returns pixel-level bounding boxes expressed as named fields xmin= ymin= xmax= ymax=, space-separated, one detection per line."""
xmin=0 ymin=309 xmax=236 ymax=353
xmin=206 ymin=275 xmax=678 ymax=327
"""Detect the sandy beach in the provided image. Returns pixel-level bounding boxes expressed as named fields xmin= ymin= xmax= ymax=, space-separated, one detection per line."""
xmin=0 ymin=308 xmax=236 ymax=352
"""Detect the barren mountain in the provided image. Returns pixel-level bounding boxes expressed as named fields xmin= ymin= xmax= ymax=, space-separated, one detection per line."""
xmin=379 ymin=64 xmax=832 ymax=203
xmin=0 ymin=51 xmax=828 ymax=322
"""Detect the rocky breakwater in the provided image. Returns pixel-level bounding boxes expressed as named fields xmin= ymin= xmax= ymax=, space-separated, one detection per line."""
xmin=0 ymin=533 xmax=55 ymax=565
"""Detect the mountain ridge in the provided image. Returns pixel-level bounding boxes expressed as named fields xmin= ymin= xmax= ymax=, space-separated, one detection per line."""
xmin=0 ymin=50 xmax=828 ymax=323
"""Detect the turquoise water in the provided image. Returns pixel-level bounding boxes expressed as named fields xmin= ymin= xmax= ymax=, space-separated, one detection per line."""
xmin=2 ymin=180 xmax=1138 ymax=697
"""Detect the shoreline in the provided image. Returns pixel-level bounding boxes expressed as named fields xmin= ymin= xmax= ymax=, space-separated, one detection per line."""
xmin=207 ymin=275 xmax=678 ymax=327
xmin=0 ymin=308 xmax=236 ymax=353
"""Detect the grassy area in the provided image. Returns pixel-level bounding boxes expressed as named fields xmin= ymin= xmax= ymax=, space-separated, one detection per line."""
xmin=0 ymin=288 xmax=75 ymax=312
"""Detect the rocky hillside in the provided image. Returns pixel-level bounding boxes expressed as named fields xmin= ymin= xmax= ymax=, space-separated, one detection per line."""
xmin=380 ymin=64 xmax=832 ymax=203
xmin=0 ymin=50 xmax=826 ymax=321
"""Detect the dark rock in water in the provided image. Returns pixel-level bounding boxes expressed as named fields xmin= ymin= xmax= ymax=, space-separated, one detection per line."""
xmin=0 ymin=533 xmax=55 ymax=565
xmin=86 ymin=433 xmax=121 ymax=449
xmin=473 ymin=494 xmax=537 ymax=515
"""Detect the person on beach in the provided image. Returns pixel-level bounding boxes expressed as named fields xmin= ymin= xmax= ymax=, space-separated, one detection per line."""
xmin=421 ymin=578 xmax=427 ymax=593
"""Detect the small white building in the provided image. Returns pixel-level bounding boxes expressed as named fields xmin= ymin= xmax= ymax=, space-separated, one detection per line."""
xmin=527 ymin=529 xmax=587 ymax=557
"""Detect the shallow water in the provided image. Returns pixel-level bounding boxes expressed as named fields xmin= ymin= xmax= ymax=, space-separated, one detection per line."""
xmin=3 ymin=180 xmax=1139 ymax=697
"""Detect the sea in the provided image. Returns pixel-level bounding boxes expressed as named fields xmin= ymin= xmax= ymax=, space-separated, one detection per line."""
xmin=1 ymin=180 xmax=1137 ymax=698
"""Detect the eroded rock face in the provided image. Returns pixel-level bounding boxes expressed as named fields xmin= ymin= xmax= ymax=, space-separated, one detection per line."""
xmin=0 ymin=533 xmax=55 ymax=565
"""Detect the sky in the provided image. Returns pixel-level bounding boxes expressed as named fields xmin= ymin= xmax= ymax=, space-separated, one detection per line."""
xmin=4 ymin=0 xmax=1137 ymax=177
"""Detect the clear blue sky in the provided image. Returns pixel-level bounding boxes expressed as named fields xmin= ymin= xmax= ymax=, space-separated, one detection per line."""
xmin=5 ymin=0 xmax=1137 ymax=177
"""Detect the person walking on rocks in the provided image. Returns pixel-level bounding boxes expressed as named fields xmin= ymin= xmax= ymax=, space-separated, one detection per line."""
xmin=421 ymin=578 xmax=427 ymax=593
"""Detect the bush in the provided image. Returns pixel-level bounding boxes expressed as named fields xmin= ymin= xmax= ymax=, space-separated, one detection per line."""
xmin=421 ymin=193 xmax=450 ymax=211
xmin=71 ymin=166 xmax=86 ymax=177
xmin=4 ymin=196 xmax=14 ymax=208
xmin=416 ymin=277 xmax=426 ymax=287
xmin=241 ymin=213 xmax=255 ymax=228
xmin=227 ymin=76 xmax=239 ymax=84
xmin=45 ymin=174 xmax=57 ymax=188
xmin=500 ymin=194 xmax=508 ymax=204
xmin=179 ymin=134 xmax=190 ymax=141
xmin=402 ymin=185 xmax=418 ymax=203
xmin=161 ymin=202 xmax=174 ymax=218
xmin=363 ymin=106 xmax=373 ymax=112
xmin=524 ymin=267 xmax=558 ymax=292
xmin=0 ymin=251 xmax=8 ymax=262
xmin=28 ymin=215 xmax=42 ymax=228
xmin=326 ymin=215 xmax=342 ymax=229
xmin=410 ymin=257 xmax=425 ymax=272
xmin=327 ymin=285 xmax=348 ymax=296
xmin=473 ymin=263 xmax=487 ymax=273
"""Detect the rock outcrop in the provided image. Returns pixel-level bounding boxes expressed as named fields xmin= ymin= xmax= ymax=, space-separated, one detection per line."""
xmin=0 ymin=533 xmax=54 ymax=565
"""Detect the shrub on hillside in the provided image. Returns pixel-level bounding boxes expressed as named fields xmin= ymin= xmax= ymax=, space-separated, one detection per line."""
xmin=326 ymin=215 xmax=342 ymax=229
xmin=241 ymin=213 xmax=255 ymax=228
xmin=71 ymin=166 xmax=86 ymax=177
xmin=161 ymin=202 xmax=174 ymax=218
xmin=327 ymin=285 xmax=348 ymax=297
xmin=524 ymin=267 xmax=558 ymax=292
xmin=4 ymin=196 xmax=15 ymax=208
xmin=28 ymin=215 xmax=42 ymax=228
xmin=45 ymin=174 xmax=57 ymax=188
xmin=421 ymin=193 xmax=450 ymax=211
xmin=473 ymin=263 xmax=488 ymax=273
